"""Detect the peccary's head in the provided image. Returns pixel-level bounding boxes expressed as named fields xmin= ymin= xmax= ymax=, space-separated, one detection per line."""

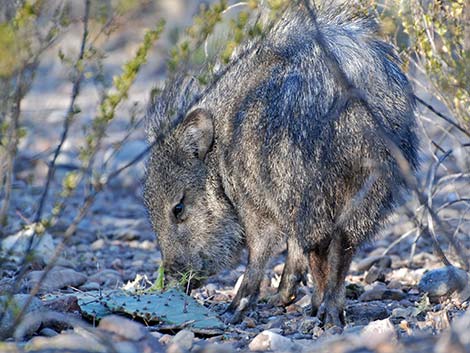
xmin=144 ymin=108 xmax=243 ymax=284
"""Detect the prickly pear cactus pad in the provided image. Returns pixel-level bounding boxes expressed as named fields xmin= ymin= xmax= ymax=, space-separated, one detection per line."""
xmin=44 ymin=291 xmax=118 ymax=321
xmin=106 ymin=289 xmax=225 ymax=330
xmin=65 ymin=289 xmax=225 ymax=332
xmin=75 ymin=291 xmax=116 ymax=321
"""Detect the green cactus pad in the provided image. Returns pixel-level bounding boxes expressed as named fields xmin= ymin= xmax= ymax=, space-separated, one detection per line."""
xmin=76 ymin=291 xmax=117 ymax=321
xmin=64 ymin=289 xmax=225 ymax=332
xmin=105 ymin=289 xmax=224 ymax=330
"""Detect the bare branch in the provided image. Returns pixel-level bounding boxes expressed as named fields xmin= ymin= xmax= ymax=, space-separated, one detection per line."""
xmin=415 ymin=95 xmax=470 ymax=139
xmin=34 ymin=0 xmax=91 ymax=223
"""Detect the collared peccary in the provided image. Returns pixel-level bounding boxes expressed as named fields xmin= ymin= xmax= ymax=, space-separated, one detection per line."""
xmin=144 ymin=1 xmax=418 ymax=327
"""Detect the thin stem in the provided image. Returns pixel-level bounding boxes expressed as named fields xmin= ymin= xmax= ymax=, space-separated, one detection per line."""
xmin=382 ymin=227 xmax=418 ymax=256
xmin=0 ymin=69 xmax=25 ymax=227
xmin=415 ymin=95 xmax=470 ymax=139
xmin=12 ymin=192 xmax=96 ymax=332
xmin=34 ymin=0 xmax=91 ymax=223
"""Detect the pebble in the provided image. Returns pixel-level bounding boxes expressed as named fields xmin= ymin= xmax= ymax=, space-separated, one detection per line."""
xmin=324 ymin=326 xmax=343 ymax=336
xmin=26 ymin=268 xmax=87 ymax=293
xmin=111 ymin=258 xmax=123 ymax=269
xmin=192 ymin=342 xmax=236 ymax=353
xmin=55 ymin=257 xmax=77 ymax=269
xmin=99 ymin=315 xmax=147 ymax=341
xmin=248 ymin=330 xmax=301 ymax=352
xmin=114 ymin=341 xmax=139 ymax=353
xmin=286 ymin=303 xmax=302 ymax=313
xmin=412 ymin=252 xmax=438 ymax=266
xmin=159 ymin=334 xmax=173 ymax=345
xmin=131 ymin=260 xmax=144 ymax=268
xmin=243 ymin=317 xmax=257 ymax=329
xmin=39 ymin=328 xmax=58 ymax=337
xmin=80 ymin=281 xmax=101 ymax=291
xmin=398 ymin=299 xmax=414 ymax=307
xmin=391 ymin=307 xmax=419 ymax=319
xmin=26 ymin=333 xmax=106 ymax=353
xmin=364 ymin=265 xmax=386 ymax=284
xmin=361 ymin=318 xmax=397 ymax=348
xmin=359 ymin=285 xmax=406 ymax=302
xmin=346 ymin=302 xmax=389 ymax=324
xmin=0 ymin=294 xmax=44 ymax=338
xmin=364 ymin=256 xmax=392 ymax=284
xmin=2 ymin=228 xmax=56 ymax=265
xmin=418 ymin=266 xmax=469 ymax=301
xmin=265 ymin=317 xmax=285 ymax=330
xmin=91 ymin=239 xmax=106 ymax=251
xmin=389 ymin=255 xmax=403 ymax=269
xmin=88 ymin=269 xmax=122 ymax=287
xmin=43 ymin=295 xmax=80 ymax=313
xmin=150 ymin=331 xmax=163 ymax=340
xmin=387 ymin=280 xmax=403 ymax=289
xmin=389 ymin=268 xmax=426 ymax=285
xmin=291 ymin=333 xmax=312 ymax=340
xmin=170 ymin=329 xmax=195 ymax=351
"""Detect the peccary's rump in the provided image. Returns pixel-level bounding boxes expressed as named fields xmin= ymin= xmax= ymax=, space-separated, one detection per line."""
xmin=144 ymin=3 xmax=418 ymax=326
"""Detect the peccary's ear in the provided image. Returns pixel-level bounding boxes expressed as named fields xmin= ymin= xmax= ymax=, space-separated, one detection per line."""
xmin=178 ymin=108 xmax=214 ymax=160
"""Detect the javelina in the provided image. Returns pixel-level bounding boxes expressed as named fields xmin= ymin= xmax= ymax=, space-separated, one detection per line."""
xmin=144 ymin=1 xmax=418 ymax=327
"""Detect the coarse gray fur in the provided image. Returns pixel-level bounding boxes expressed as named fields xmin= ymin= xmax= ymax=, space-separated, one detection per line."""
xmin=144 ymin=1 xmax=419 ymax=327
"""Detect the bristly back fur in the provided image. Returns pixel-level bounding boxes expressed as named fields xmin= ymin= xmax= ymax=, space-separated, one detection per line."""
xmin=146 ymin=1 xmax=408 ymax=148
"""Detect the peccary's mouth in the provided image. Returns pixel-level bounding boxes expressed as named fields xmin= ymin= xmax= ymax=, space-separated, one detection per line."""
xmin=164 ymin=270 xmax=203 ymax=290
xmin=187 ymin=278 xmax=203 ymax=291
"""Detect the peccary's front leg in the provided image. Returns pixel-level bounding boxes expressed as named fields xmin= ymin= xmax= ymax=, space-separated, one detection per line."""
xmin=274 ymin=237 xmax=308 ymax=306
xmin=224 ymin=223 xmax=278 ymax=324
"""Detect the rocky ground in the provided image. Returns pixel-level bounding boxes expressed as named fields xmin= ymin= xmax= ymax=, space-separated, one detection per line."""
xmin=1 ymin=2 xmax=470 ymax=352
xmin=1 ymin=177 xmax=469 ymax=352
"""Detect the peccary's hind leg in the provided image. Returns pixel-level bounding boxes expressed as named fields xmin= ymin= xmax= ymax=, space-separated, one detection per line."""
xmin=224 ymin=222 xmax=278 ymax=324
xmin=316 ymin=235 xmax=355 ymax=328
xmin=308 ymin=247 xmax=329 ymax=316
xmin=274 ymin=237 xmax=308 ymax=306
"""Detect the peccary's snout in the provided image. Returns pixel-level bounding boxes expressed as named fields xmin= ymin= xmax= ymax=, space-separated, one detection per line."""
xmin=163 ymin=253 xmax=203 ymax=278
xmin=164 ymin=258 xmax=204 ymax=290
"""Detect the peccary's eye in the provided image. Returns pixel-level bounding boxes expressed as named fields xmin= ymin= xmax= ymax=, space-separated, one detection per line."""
xmin=173 ymin=200 xmax=185 ymax=221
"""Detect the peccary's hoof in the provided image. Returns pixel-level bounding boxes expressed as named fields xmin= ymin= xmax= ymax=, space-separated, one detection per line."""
xmin=325 ymin=325 xmax=344 ymax=335
xmin=221 ymin=308 xmax=244 ymax=325
xmin=317 ymin=303 xmax=345 ymax=329
xmin=222 ymin=295 xmax=257 ymax=324
xmin=267 ymin=292 xmax=296 ymax=307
